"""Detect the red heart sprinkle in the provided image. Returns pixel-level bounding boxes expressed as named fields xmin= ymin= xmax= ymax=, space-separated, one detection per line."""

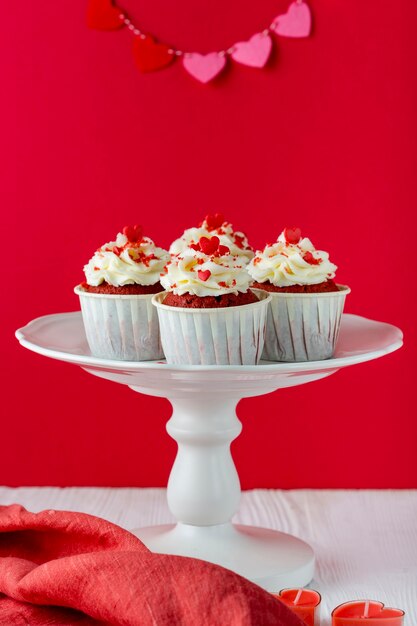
xmin=198 ymin=269 xmax=211 ymax=282
xmin=86 ymin=0 xmax=123 ymax=30
xmin=234 ymin=234 xmax=246 ymax=249
xmin=199 ymin=236 xmax=220 ymax=255
xmin=303 ymin=251 xmax=321 ymax=265
xmin=133 ymin=36 xmax=175 ymax=73
xmin=205 ymin=213 xmax=225 ymax=230
xmin=189 ymin=243 xmax=200 ymax=251
xmin=218 ymin=245 xmax=230 ymax=256
xmin=284 ymin=226 xmax=302 ymax=244
xmin=123 ymin=225 xmax=143 ymax=243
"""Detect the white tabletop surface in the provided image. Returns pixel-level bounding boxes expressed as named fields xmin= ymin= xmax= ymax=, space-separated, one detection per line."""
xmin=0 ymin=487 xmax=415 ymax=624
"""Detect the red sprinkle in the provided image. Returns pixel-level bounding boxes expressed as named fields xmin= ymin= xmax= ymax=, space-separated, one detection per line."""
xmin=217 ymin=244 xmax=230 ymax=256
xmin=284 ymin=227 xmax=302 ymax=245
xmin=304 ymin=251 xmax=321 ymax=265
xmin=205 ymin=213 xmax=225 ymax=230
xmin=200 ymin=236 xmax=220 ymax=255
xmin=112 ymin=246 xmax=122 ymax=256
xmin=123 ymin=224 xmax=143 ymax=243
xmin=234 ymin=234 xmax=246 ymax=249
xmin=198 ymin=269 xmax=211 ymax=282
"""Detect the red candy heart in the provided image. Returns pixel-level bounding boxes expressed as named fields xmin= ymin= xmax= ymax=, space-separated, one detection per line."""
xmin=284 ymin=226 xmax=302 ymax=244
xmin=86 ymin=0 xmax=123 ymax=30
xmin=205 ymin=213 xmax=225 ymax=230
xmin=198 ymin=269 xmax=211 ymax=282
xmin=123 ymin=225 xmax=143 ymax=243
xmin=199 ymin=236 xmax=220 ymax=255
xmin=133 ymin=36 xmax=175 ymax=73
xmin=303 ymin=251 xmax=321 ymax=265
xmin=218 ymin=245 xmax=230 ymax=255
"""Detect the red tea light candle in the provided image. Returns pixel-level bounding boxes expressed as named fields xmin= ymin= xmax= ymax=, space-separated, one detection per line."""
xmin=273 ymin=588 xmax=321 ymax=625
xmin=332 ymin=600 xmax=405 ymax=625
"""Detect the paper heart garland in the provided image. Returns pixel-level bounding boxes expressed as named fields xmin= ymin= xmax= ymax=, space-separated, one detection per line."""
xmin=231 ymin=33 xmax=272 ymax=68
xmin=272 ymin=1 xmax=312 ymax=38
xmin=87 ymin=0 xmax=123 ymax=30
xmin=183 ymin=53 xmax=226 ymax=84
xmin=133 ymin=36 xmax=174 ymax=73
xmin=87 ymin=0 xmax=312 ymax=84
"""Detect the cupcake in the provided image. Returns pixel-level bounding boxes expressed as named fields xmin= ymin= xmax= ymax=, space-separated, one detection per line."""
xmin=169 ymin=213 xmax=254 ymax=263
xmin=74 ymin=225 xmax=170 ymax=361
xmin=152 ymin=235 xmax=271 ymax=365
xmin=247 ymin=227 xmax=350 ymax=361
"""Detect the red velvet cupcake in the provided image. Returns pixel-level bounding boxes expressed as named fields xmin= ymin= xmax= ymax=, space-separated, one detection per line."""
xmin=75 ymin=225 xmax=169 ymax=361
xmin=247 ymin=228 xmax=350 ymax=361
xmin=152 ymin=235 xmax=270 ymax=365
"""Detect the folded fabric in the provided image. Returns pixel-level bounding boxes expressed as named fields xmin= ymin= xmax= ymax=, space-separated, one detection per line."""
xmin=0 ymin=505 xmax=304 ymax=625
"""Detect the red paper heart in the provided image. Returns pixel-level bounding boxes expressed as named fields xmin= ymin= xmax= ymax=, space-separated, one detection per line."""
xmin=205 ymin=213 xmax=225 ymax=230
xmin=284 ymin=227 xmax=301 ymax=244
xmin=273 ymin=1 xmax=312 ymax=38
xmin=86 ymin=0 xmax=123 ymax=30
xmin=123 ymin=225 xmax=143 ymax=243
xmin=198 ymin=269 xmax=211 ymax=282
xmin=199 ymin=236 xmax=220 ymax=255
xmin=133 ymin=36 xmax=175 ymax=73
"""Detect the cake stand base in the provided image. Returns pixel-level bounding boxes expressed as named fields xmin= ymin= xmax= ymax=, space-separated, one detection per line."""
xmin=133 ymin=522 xmax=314 ymax=591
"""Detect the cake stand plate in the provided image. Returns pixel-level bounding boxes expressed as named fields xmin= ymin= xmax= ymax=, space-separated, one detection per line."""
xmin=16 ymin=313 xmax=402 ymax=591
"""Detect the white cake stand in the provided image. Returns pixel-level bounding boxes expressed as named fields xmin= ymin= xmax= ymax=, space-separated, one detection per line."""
xmin=16 ymin=312 xmax=402 ymax=591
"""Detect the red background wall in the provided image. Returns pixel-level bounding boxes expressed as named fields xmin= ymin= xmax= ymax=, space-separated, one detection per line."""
xmin=2 ymin=1 xmax=416 ymax=488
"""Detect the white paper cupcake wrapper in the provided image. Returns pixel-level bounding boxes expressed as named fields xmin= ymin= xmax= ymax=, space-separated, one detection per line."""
xmin=75 ymin=286 xmax=164 ymax=361
xmin=262 ymin=285 xmax=351 ymax=362
xmin=152 ymin=289 xmax=271 ymax=366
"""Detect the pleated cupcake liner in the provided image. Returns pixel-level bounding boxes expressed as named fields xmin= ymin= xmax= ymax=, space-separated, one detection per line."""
xmin=75 ymin=285 xmax=164 ymax=361
xmin=152 ymin=289 xmax=271 ymax=366
xmin=261 ymin=285 xmax=351 ymax=362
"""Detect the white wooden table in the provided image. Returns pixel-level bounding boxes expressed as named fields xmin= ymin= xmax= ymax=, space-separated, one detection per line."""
xmin=0 ymin=488 xmax=416 ymax=624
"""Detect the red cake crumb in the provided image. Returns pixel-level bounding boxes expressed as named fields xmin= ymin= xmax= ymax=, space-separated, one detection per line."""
xmin=251 ymin=280 xmax=339 ymax=293
xmin=81 ymin=282 xmax=164 ymax=295
xmin=162 ymin=290 xmax=259 ymax=309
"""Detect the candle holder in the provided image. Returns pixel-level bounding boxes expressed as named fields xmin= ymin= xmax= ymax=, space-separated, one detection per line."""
xmin=274 ymin=588 xmax=321 ymax=625
xmin=16 ymin=312 xmax=402 ymax=591
xmin=332 ymin=600 xmax=405 ymax=625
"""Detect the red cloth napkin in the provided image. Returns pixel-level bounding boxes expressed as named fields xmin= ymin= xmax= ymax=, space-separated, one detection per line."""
xmin=0 ymin=504 xmax=305 ymax=625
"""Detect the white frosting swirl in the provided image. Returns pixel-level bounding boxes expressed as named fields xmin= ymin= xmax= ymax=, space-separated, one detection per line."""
xmin=247 ymin=232 xmax=337 ymax=287
xmin=84 ymin=232 xmax=170 ymax=287
xmin=169 ymin=220 xmax=254 ymax=262
xmin=161 ymin=245 xmax=252 ymax=296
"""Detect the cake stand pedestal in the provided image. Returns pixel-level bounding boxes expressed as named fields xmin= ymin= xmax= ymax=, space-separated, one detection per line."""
xmin=16 ymin=313 xmax=402 ymax=591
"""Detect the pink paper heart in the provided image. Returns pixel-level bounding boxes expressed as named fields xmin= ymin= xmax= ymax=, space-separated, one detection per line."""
xmin=183 ymin=53 xmax=226 ymax=84
xmin=231 ymin=33 xmax=272 ymax=68
xmin=272 ymin=1 xmax=311 ymax=38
